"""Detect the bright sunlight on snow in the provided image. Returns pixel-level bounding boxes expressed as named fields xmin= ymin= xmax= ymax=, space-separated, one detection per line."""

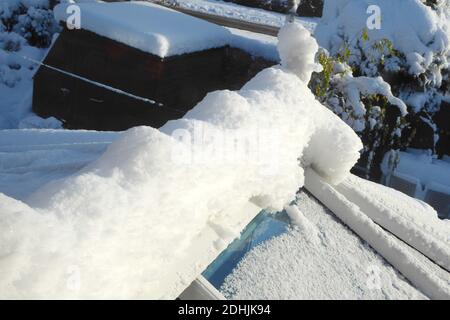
xmin=0 ymin=22 xmax=363 ymax=299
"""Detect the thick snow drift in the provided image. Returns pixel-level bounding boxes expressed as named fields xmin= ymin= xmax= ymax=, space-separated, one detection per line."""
xmin=53 ymin=1 xmax=232 ymax=58
xmin=0 ymin=23 xmax=362 ymax=298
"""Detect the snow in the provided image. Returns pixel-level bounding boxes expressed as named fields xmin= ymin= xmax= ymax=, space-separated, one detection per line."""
xmin=277 ymin=22 xmax=322 ymax=82
xmin=18 ymin=114 xmax=63 ymax=129
xmin=175 ymin=0 xmax=318 ymax=32
xmin=53 ymin=1 xmax=233 ymax=58
xmin=381 ymin=150 xmax=450 ymax=218
xmin=427 ymin=182 xmax=450 ymax=197
xmin=335 ymin=75 xmax=408 ymax=117
xmin=337 ymin=174 xmax=450 ymax=273
xmin=305 ymin=169 xmax=450 ymax=300
xmin=227 ymin=27 xmax=279 ymax=61
xmin=0 ymin=1 xmax=281 ymax=132
xmin=0 ymin=129 xmax=121 ymax=200
xmin=0 ymin=0 xmax=61 ymax=130
xmin=382 ymin=150 xmax=450 ymax=196
xmin=222 ymin=191 xmax=427 ymax=300
xmin=0 ymin=32 xmax=59 ymax=129
xmin=404 ymin=92 xmax=434 ymax=113
xmin=53 ymin=1 xmax=284 ymax=61
xmin=291 ymin=0 xmax=301 ymax=14
xmin=222 ymin=167 xmax=450 ymax=300
xmin=315 ymin=0 xmax=450 ymax=79
xmin=315 ymin=58 xmax=409 ymax=133
xmin=1 ymin=2 xmax=446 ymax=300
xmin=0 ymin=22 xmax=363 ymax=299
xmin=285 ymin=204 xmax=320 ymax=245
xmin=1 ymin=0 xmax=49 ymax=12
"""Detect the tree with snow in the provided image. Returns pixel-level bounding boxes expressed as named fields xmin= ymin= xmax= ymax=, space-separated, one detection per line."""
xmin=0 ymin=0 xmax=61 ymax=128
xmin=1 ymin=0 xmax=59 ymax=48
xmin=310 ymin=0 xmax=450 ymax=179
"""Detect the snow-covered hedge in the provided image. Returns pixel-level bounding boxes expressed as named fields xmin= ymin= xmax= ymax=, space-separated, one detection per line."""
xmin=311 ymin=0 xmax=450 ymax=178
xmin=0 ymin=0 xmax=61 ymax=129
xmin=316 ymin=0 xmax=449 ymax=88
xmin=1 ymin=0 xmax=59 ymax=48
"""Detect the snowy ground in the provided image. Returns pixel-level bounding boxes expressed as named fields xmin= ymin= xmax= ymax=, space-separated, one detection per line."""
xmin=381 ymin=150 xmax=450 ymax=218
xmin=0 ymin=129 xmax=120 ymax=200
xmin=174 ymin=0 xmax=318 ymax=32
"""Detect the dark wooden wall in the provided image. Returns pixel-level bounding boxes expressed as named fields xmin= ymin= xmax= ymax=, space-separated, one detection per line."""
xmin=33 ymin=28 xmax=274 ymax=131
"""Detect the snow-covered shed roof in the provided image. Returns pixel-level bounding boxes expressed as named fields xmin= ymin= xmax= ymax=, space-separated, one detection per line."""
xmin=54 ymin=1 xmax=232 ymax=58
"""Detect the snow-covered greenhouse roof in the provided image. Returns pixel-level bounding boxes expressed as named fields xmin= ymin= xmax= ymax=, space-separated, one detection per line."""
xmin=54 ymin=1 xmax=232 ymax=58
xmin=1 ymin=1 xmax=449 ymax=300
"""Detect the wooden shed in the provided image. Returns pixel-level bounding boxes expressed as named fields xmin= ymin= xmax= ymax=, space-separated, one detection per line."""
xmin=33 ymin=2 xmax=274 ymax=131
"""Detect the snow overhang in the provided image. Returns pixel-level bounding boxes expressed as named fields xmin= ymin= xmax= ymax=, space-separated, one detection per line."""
xmin=53 ymin=1 xmax=232 ymax=58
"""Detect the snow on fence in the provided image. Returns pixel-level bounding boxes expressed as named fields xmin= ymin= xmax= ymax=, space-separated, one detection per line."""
xmin=0 ymin=22 xmax=365 ymax=298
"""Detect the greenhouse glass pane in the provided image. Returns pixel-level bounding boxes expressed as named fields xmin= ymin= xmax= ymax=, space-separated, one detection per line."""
xmin=202 ymin=210 xmax=291 ymax=289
